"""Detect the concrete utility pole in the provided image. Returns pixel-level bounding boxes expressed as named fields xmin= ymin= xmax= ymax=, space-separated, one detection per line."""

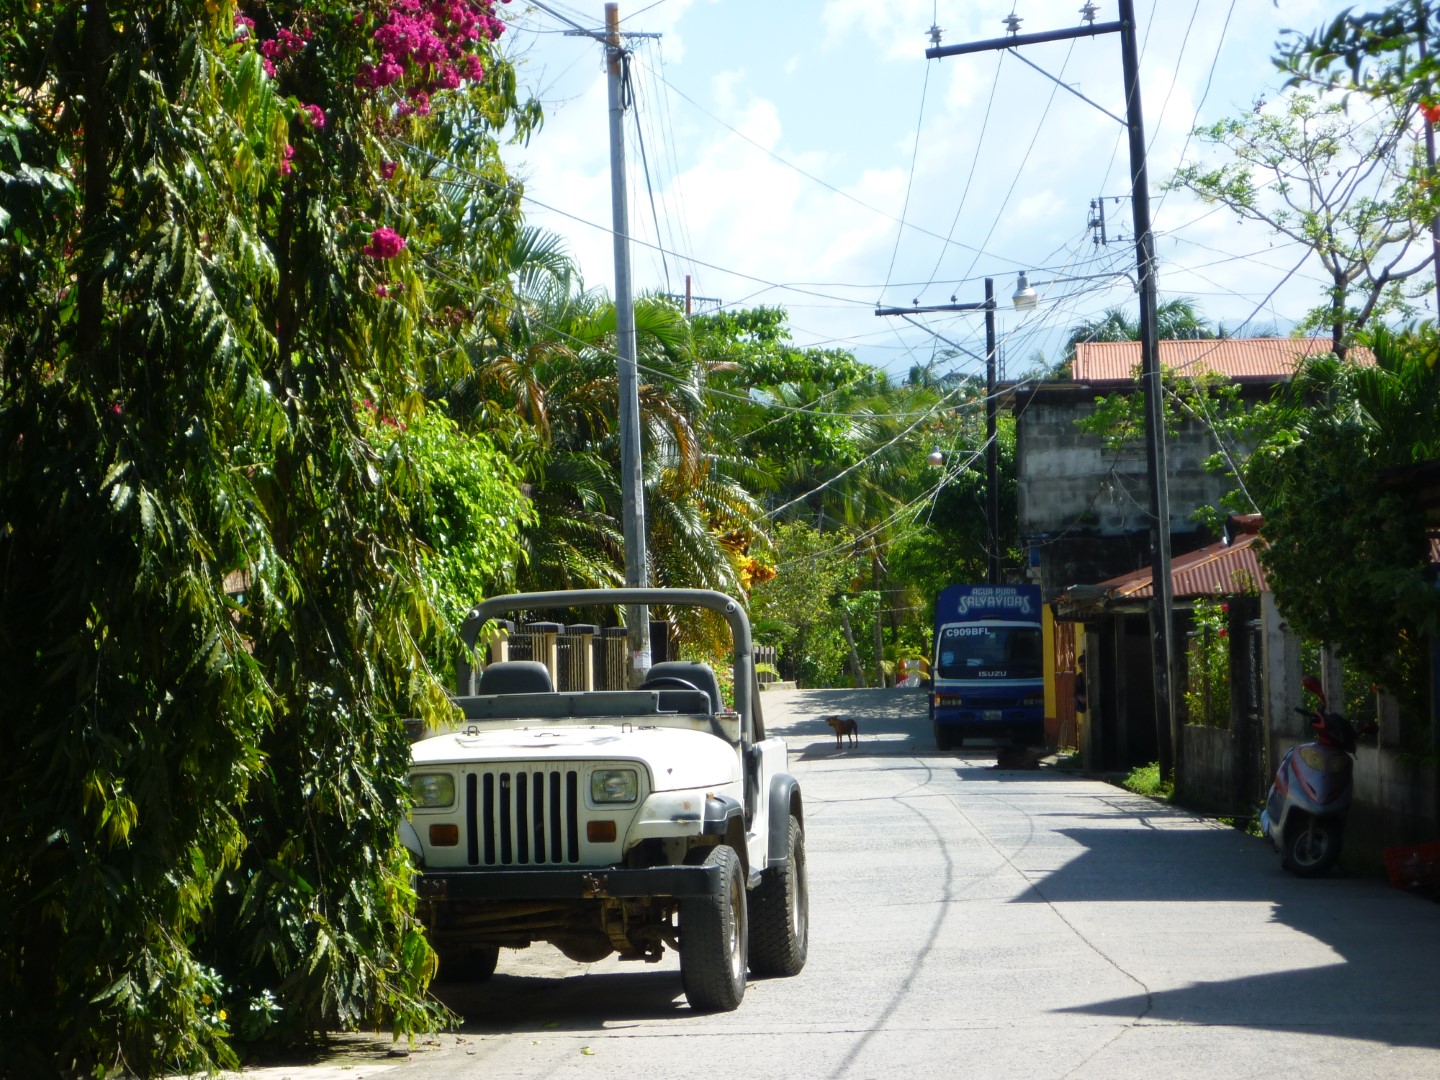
xmin=927 ymin=0 xmax=1178 ymax=777
xmin=982 ymin=276 xmax=1000 ymax=587
xmin=536 ymin=0 xmax=660 ymax=685
xmin=605 ymin=3 xmax=652 ymax=684
xmin=875 ymin=279 xmax=1000 ymax=586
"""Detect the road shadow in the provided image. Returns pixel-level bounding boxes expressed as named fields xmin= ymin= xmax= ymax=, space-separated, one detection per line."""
xmin=432 ymin=966 xmax=690 ymax=1031
xmin=1021 ymin=820 xmax=1440 ymax=1048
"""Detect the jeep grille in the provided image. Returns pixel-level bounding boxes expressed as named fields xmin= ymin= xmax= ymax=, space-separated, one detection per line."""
xmin=466 ymin=768 xmax=581 ymax=865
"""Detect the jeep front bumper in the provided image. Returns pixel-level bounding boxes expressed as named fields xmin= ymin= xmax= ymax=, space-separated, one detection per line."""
xmin=417 ymin=863 xmax=724 ymax=901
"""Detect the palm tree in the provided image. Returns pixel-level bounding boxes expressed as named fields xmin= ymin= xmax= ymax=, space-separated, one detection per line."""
xmin=436 ymin=230 xmax=764 ymax=609
xmin=1062 ymin=297 xmax=1215 ymax=368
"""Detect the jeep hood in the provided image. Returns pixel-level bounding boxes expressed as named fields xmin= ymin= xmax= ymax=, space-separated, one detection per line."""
xmin=409 ymin=724 xmax=741 ymax=792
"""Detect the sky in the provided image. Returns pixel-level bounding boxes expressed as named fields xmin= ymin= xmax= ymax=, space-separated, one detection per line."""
xmin=492 ymin=0 xmax=1407 ymax=383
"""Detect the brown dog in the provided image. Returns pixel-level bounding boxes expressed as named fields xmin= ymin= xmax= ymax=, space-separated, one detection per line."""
xmin=824 ymin=714 xmax=859 ymax=748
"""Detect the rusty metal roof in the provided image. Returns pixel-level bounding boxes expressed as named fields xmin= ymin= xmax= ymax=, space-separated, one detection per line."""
xmin=1072 ymin=338 xmax=1365 ymax=383
xmin=1098 ymin=531 xmax=1268 ymax=601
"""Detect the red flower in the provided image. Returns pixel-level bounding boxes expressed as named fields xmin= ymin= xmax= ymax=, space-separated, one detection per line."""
xmin=363 ymin=227 xmax=406 ymax=259
xmin=1422 ymin=101 xmax=1440 ymax=125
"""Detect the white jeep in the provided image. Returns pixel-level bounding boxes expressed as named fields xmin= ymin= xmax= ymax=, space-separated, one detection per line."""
xmin=402 ymin=588 xmax=808 ymax=1012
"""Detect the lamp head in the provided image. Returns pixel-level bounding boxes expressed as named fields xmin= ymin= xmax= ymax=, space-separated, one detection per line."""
xmin=927 ymin=448 xmax=945 ymax=467
xmin=1012 ymin=271 xmax=1038 ymax=311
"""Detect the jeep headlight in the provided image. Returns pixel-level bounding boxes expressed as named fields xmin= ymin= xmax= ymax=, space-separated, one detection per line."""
xmin=410 ymin=772 xmax=456 ymax=808
xmin=590 ymin=768 xmax=639 ymax=804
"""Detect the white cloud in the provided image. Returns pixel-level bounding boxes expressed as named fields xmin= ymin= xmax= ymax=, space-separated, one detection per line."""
xmin=500 ymin=1 xmax=1383 ymax=373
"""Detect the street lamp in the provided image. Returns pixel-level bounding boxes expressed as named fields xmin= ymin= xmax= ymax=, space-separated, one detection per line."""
xmin=876 ymin=278 xmax=1000 ymax=585
xmin=1011 ymin=270 xmax=1138 ymax=312
xmin=925 ymin=0 xmax=1179 ymax=779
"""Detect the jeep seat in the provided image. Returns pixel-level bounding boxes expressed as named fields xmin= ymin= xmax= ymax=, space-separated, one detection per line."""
xmin=477 ymin=660 xmax=554 ymax=695
xmin=642 ymin=661 xmax=722 ymax=714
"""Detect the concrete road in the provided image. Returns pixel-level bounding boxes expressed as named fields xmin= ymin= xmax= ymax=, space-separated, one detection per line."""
xmin=229 ymin=687 xmax=1440 ymax=1080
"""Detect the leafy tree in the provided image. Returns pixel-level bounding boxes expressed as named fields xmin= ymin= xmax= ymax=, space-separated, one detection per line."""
xmin=748 ymin=521 xmax=854 ymax=687
xmin=0 ymin=2 xmax=535 ymax=1073
xmin=368 ymin=404 xmax=535 ymax=641
xmin=1246 ymin=325 xmax=1440 ymax=723
xmin=1062 ymin=297 xmax=1213 ymax=358
xmin=1275 ymin=1 xmax=1437 ymax=103
xmin=1168 ymin=92 xmax=1437 ymax=355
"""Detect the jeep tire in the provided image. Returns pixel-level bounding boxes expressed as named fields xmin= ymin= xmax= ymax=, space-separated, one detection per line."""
xmin=748 ymin=816 xmax=808 ymax=977
xmin=436 ymin=945 xmax=499 ymax=983
xmin=680 ymin=844 xmax=747 ymax=1011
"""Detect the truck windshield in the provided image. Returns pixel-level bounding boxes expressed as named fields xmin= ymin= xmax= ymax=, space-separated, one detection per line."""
xmin=935 ymin=625 xmax=1043 ymax=680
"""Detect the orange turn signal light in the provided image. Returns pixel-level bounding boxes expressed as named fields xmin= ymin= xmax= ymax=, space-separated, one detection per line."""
xmin=429 ymin=823 xmax=460 ymax=847
xmin=587 ymin=820 xmax=617 ymax=843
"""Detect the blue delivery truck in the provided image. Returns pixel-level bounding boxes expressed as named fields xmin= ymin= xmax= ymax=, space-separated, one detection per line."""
xmin=930 ymin=584 xmax=1045 ymax=750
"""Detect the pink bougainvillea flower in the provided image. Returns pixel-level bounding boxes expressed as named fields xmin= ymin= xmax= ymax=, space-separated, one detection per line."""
xmin=379 ymin=160 xmax=397 ymax=180
xmin=278 ymin=143 xmax=295 ymax=175
xmin=302 ymin=103 xmax=326 ymax=129
xmin=376 ymin=284 xmax=390 ymax=298
xmin=234 ymin=13 xmax=255 ymax=38
xmin=363 ymin=227 xmax=407 ymax=259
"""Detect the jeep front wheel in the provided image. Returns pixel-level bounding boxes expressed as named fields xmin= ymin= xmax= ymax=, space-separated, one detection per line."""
xmin=748 ymin=816 xmax=808 ymax=977
xmin=680 ymin=844 xmax=747 ymax=1011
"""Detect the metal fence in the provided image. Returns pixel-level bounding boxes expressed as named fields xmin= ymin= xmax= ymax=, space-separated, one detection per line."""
xmin=755 ymin=644 xmax=778 ymax=683
xmin=487 ymin=623 xmax=646 ymax=692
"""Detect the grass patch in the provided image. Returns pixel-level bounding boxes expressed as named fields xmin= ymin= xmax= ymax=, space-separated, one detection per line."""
xmin=1220 ymin=815 xmax=1263 ymax=838
xmin=1121 ymin=761 xmax=1174 ymax=801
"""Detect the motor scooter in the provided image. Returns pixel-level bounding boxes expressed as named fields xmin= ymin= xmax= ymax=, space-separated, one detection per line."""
xmin=1260 ymin=675 xmax=1373 ymax=877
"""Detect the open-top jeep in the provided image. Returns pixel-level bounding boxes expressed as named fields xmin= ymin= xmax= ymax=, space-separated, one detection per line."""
xmin=402 ymin=588 xmax=808 ymax=1012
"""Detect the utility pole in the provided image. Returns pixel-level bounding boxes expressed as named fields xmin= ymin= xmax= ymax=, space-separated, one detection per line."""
xmin=876 ymin=280 xmax=1000 ymax=586
xmin=604 ymin=3 xmax=651 ymax=685
xmin=927 ymin=0 xmax=1178 ymax=778
xmin=540 ymin=0 xmax=657 ymax=683
xmin=982 ymin=276 xmax=999 ymax=587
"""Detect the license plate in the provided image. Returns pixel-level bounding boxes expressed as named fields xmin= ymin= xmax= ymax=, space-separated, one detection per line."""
xmin=984 ymin=710 xmax=1002 ymax=722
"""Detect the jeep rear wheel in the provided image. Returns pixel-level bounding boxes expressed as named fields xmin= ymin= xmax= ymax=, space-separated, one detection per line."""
xmin=680 ymin=844 xmax=747 ymax=1011
xmin=748 ymin=816 xmax=808 ymax=977
xmin=435 ymin=945 xmax=499 ymax=983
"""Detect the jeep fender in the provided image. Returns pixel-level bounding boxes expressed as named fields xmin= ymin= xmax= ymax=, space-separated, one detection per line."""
xmin=766 ymin=773 xmax=802 ymax=869
xmin=703 ymin=794 xmax=746 ymax=840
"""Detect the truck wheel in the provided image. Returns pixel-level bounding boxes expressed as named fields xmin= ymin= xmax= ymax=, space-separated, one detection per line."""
xmin=436 ymin=945 xmax=499 ymax=983
xmin=934 ymin=723 xmax=954 ymax=751
xmin=1282 ymin=815 xmax=1343 ymax=877
xmin=749 ymin=816 xmax=808 ymax=977
xmin=680 ymin=844 xmax=747 ymax=1011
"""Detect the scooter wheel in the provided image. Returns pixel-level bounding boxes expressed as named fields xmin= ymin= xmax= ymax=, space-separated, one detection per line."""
xmin=1282 ymin=815 xmax=1342 ymax=877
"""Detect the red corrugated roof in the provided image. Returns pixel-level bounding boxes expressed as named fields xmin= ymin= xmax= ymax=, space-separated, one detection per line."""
xmin=1097 ymin=531 xmax=1268 ymax=600
xmin=1073 ymin=338 xmax=1367 ymax=383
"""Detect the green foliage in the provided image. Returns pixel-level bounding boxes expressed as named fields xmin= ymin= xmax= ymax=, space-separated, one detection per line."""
xmin=0 ymin=2 xmax=533 ymax=1073
xmin=1063 ymin=297 xmax=1214 ymax=361
xmin=1167 ymin=92 xmax=1438 ymax=351
xmin=1121 ymin=762 xmax=1175 ymax=801
xmin=373 ymin=404 xmax=533 ymax=649
xmin=1246 ymin=325 xmax=1440 ymax=722
xmin=1184 ymin=598 xmax=1232 ymax=728
xmin=1275 ymin=2 xmax=1437 ymax=101
xmin=748 ymin=521 xmax=855 ymax=688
